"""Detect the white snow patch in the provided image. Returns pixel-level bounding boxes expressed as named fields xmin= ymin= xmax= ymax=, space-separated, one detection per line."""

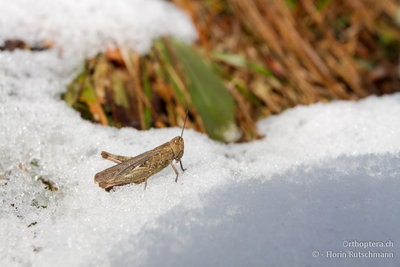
xmin=1 ymin=48 xmax=399 ymax=267
xmin=0 ymin=1 xmax=399 ymax=266
xmin=0 ymin=0 xmax=197 ymax=58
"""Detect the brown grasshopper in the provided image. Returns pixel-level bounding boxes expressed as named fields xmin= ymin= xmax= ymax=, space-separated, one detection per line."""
xmin=94 ymin=112 xmax=188 ymax=191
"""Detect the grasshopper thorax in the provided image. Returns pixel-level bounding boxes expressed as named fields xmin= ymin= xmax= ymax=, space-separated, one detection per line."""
xmin=169 ymin=136 xmax=184 ymax=162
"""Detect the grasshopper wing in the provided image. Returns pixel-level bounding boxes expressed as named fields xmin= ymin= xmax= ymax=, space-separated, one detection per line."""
xmin=94 ymin=150 xmax=157 ymax=188
xmin=98 ymin=166 xmax=152 ymax=189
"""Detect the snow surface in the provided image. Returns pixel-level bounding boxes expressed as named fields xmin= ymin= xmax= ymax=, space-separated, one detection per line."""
xmin=1 ymin=1 xmax=400 ymax=267
xmin=0 ymin=0 xmax=196 ymax=58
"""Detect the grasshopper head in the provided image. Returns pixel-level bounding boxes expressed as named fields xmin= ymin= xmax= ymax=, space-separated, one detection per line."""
xmin=169 ymin=136 xmax=184 ymax=161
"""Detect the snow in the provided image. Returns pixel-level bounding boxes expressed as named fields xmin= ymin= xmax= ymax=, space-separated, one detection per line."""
xmin=0 ymin=0 xmax=196 ymax=58
xmin=1 ymin=1 xmax=399 ymax=266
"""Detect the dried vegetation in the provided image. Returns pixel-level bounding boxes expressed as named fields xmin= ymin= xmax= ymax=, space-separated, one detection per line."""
xmin=63 ymin=0 xmax=400 ymax=142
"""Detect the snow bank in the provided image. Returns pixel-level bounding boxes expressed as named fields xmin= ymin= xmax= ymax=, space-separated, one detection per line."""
xmin=0 ymin=0 xmax=196 ymax=58
xmin=0 ymin=1 xmax=399 ymax=266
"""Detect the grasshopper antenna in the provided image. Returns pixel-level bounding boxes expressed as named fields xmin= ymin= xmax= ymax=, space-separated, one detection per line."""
xmin=181 ymin=110 xmax=189 ymax=137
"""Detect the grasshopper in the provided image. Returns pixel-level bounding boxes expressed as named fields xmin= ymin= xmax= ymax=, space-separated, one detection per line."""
xmin=94 ymin=112 xmax=188 ymax=191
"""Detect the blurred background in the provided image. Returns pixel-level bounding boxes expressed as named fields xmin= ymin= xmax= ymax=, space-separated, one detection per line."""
xmin=5 ymin=0 xmax=396 ymax=143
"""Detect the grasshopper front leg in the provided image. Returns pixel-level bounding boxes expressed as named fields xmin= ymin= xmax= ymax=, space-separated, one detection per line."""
xmin=170 ymin=162 xmax=179 ymax=182
xmin=179 ymin=160 xmax=186 ymax=172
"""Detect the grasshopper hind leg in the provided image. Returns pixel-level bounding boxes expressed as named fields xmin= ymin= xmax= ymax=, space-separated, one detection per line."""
xmin=101 ymin=151 xmax=133 ymax=164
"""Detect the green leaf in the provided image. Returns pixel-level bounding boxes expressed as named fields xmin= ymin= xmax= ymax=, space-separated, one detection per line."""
xmin=169 ymin=38 xmax=241 ymax=142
